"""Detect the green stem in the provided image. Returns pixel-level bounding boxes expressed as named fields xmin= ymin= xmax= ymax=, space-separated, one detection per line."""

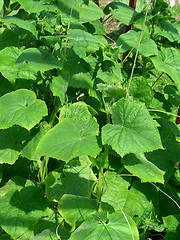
xmin=97 ymin=112 xmax=110 ymax=211
xmin=39 ymin=97 xmax=60 ymax=183
xmin=151 ymin=72 xmax=164 ymax=88
xmin=40 ymin=156 xmax=49 ymax=183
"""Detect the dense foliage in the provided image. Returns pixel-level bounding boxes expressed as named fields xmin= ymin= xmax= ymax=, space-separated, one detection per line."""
xmin=0 ymin=0 xmax=180 ymax=239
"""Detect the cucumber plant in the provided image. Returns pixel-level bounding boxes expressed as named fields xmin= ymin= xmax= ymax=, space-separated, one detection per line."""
xmin=0 ymin=0 xmax=180 ymax=239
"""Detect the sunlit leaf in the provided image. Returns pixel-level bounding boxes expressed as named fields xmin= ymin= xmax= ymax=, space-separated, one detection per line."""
xmin=0 ymin=89 xmax=48 ymax=130
xmin=102 ymin=99 xmax=162 ymax=157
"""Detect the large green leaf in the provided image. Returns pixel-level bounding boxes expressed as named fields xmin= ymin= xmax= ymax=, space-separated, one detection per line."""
xmin=0 ymin=186 xmax=49 ymax=239
xmin=58 ymin=194 xmax=97 ymax=227
xmin=102 ymin=99 xmax=162 ymax=157
xmin=0 ymin=89 xmax=48 ymax=130
xmin=116 ymin=30 xmax=158 ymax=57
xmin=45 ymin=158 xmax=97 ymax=201
xmin=3 ymin=16 xmax=36 ymax=35
xmin=104 ymin=2 xmax=138 ymax=26
xmin=151 ymin=47 xmax=180 ymax=91
xmin=36 ymin=118 xmax=101 ymax=161
xmin=16 ymin=48 xmax=62 ymax=73
xmin=0 ymin=126 xmax=29 ymax=164
xmin=70 ymin=211 xmax=139 ymax=240
xmin=101 ymin=172 xmax=155 ymax=217
xmin=122 ymin=153 xmax=164 ymax=183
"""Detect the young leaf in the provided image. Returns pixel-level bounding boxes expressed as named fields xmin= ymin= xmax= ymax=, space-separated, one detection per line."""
xmin=122 ymin=153 xmax=164 ymax=183
xmin=36 ymin=118 xmax=101 ymax=161
xmin=70 ymin=211 xmax=139 ymax=240
xmin=0 ymin=89 xmax=48 ymax=130
xmin=58 ymin=194 xmax=98 ymax=227
xmin=0 ymin=186 xmax=49 ymax=239
xmin=0 ymin=126 xmax=29 ymax=164
xmin=102 ymin=99 xmax=162 ymax=157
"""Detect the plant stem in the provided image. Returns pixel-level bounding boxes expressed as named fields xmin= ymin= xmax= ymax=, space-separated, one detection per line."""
xmin=125 ymin=3 xmax=150 ymax=99
xmin=62 ymin=0 xmax=74 ymax=65
xmin=97 ymin=112 xmax=110 ymax=211
xmin=151 ymin=72 xmax=164 ymax=88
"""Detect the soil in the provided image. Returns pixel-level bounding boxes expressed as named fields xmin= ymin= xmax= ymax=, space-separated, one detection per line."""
xmin=99 ymin=0 xmax=126 ymax=42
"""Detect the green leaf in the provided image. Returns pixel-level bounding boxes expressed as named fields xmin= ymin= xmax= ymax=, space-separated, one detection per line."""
xmin=68 ymin=29 xmax=107 ymax=52
xmin=101 ymin=172 xmax=155 ymax=217
xmin=50 ymin=75 xmax=68 ymax=104
xmin=36 ymin=118 xmax=101 ymax=161
xmin=0 ymin=176 xmax=34 ymax=198
xmin=0 ymin=74 xmax=14 ymax=98
xmin=21 ymin=128 xmax=46 ymax=161
xmin=129 ymin=77 xmax=154 ymax=107
xmin=57 ymin=0 xmax=103 ymax=24
xmin=0 ymin=126 xmax=29 ymax=164
xmin=145 ymin=118 xmax=180 ymax=182
xmin=163 ymin=214 xmax=180 ymax=240
xmin=122 ymin=153 xmax=164 ymax=183
xmin=16 ymin=48 xmax=62 ymax=73
xmin=45 ymin=158 xmax=97 ymax=201
xmin=116 ymin=30 xmax=158 ymax=57
xmin=70 ymin=211 xmax=139 ymax=240
xmin=58 ymin=194 xmax=98 ymax=227
xmin=0 ymin=0 xmax=3 ymax=11
xmin=59 ymin=102 xmax=92 ymax=121
xmin=62 ymin=51 xmax=94 ymax=89
xmin=154 ymin=19 xmax=180 ymax=42
xmin=151 ymin=47 xmax=180 ymax=91
xmin=102 ymin=99 xmax=162 ymax=157
xmin=0 ymin=47 xmax=23 ymax=84
xmin=79 ymin=1 xmax=103 ymax=23
xmin=104 ymin=2 xmax=138 ymax=26
xmin=3 ymin=16 xmax=36 ymax=35
xmin=0 ymin=186 xmax=48 ymax=239
xmin=0 ymin=89 xmax=48 ymax=130
xmin=0 ymin=29 xmax=19 ymax=51
xmin=16 ymin=0 xmax=54 ymax=13
xmin=18 ymin=209 xmax=69 ymax=240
